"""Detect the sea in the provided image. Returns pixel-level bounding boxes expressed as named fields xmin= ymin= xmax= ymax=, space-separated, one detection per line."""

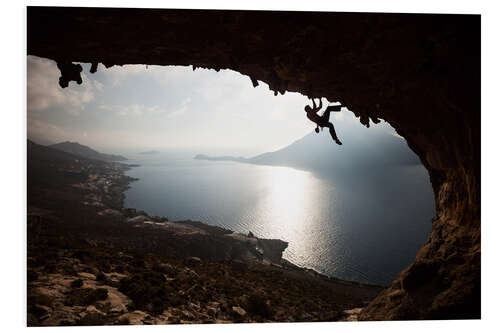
xmin=123 ymin=151 xmax=435 ymax=286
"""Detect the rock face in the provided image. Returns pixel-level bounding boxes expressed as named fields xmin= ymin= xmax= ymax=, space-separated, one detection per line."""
xmin=27 ymin=8 xmax=480 ymax=319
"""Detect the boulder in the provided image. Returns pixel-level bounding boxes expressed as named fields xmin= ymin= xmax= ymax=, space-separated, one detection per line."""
xmin=116 ymin=310 xmax=148 ymax=325
xmin=31 ymin=304 xmax=52 ymax=321
xmin=96 ymin=286 xmax=130 ymax=315
xmin=181 ymin=310 xmax=195 ymax=320
xmin=186 ymin=256 xmax=202 ymax=267
xmin=40 ymin=310 xmax=78 ymax=326
xmin=77 ymin=272 xmax=96 ymax=280
xmin=232 ymin=306 xmax=247 ymax=317
xmin=97 ymin=209 xmax=122 ymax=217
xmin=206 ymin=306 xmax=218 ymax=317
xmin=126 ymin=215 xmax=148 ymax=223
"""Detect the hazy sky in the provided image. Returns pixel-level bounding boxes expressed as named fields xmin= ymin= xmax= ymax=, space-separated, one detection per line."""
xmin=27 ymin=55 xmax=397 ymax=155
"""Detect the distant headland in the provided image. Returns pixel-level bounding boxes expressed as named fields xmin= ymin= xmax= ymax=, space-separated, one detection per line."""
xmin=194 ymin=154 xmax=248 ymax=163
xmin=139 ymin=150 xmax=161 ymax=155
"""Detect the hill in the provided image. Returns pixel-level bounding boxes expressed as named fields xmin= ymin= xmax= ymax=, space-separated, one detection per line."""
xmin=50 ymin=141 xmax=127 ymax=162
xmin=248 ymin=129 xmax=419 ymax=172
xmin=196 ymin=123 xmax=420 ymax=178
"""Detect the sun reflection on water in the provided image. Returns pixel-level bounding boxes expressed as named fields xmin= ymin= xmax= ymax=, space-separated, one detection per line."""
xmin=249 ymin=165 xmax=341 ymax=270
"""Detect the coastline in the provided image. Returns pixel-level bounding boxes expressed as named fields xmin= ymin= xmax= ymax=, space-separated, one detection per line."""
xmin=120 ymin=161 xmax=383 ymax=290
xmin=27 ymin=143 xmax=384 ymax=325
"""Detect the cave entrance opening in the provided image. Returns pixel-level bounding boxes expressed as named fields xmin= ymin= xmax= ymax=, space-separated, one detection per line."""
xmin=28 ymin=58 xmax=436 ymax=286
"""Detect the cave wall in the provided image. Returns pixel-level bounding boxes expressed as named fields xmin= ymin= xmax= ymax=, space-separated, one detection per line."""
xmin=27 ymin=7 xmax=481 ymax=319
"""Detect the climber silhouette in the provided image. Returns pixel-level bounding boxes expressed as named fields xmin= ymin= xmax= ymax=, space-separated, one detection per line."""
xmin=304 ymin=98 xmax=343 ymax=145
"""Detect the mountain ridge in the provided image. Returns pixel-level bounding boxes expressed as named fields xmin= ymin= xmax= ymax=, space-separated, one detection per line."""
xmin=49 ymin=141 xmax=127 ymax=162
xmin=195 ymin=129 xmax=420 ymax=175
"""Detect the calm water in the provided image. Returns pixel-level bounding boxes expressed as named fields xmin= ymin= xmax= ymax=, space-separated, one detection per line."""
xmin=124 ymin=152 xmax=435 ymax=285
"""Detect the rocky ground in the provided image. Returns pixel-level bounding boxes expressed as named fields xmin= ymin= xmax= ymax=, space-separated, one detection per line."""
xmin=27 ymin=140 xmax=383 ymax=326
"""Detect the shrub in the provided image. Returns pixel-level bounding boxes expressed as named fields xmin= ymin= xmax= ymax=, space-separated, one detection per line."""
xmin=71 ymin=249 xmax=94 ymax=261
xmin=43 ymin=261 xmax=58 ymax=273
xmin=118 ymin=270 xmax=177 ymax=314
xmin=246 ymin=294 xmax=274 ymax=319
xmin=71 ymin=278 xmax=84 ymax=288
xmin=96 ymin=271 xmax=108 ymax=283
xmin=93 ymin=288 xmax=109 ymax=301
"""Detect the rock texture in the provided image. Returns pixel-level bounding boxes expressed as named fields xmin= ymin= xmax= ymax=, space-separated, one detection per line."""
xmin=27 ymin=7 xmax=480 ymax=319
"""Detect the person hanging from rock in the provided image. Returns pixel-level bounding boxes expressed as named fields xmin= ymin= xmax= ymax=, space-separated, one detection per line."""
xmin=304 ymin=98 xmax=343 ymax=145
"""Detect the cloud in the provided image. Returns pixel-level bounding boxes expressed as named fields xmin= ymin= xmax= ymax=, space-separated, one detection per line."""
xmin=118 ymin=104 xmax=144 ymax=116
xmin=99 ymin=97 xmax=191 ymax=118
xmin=99 ymin=65 xmax=148 ymax=86
xmin=99 ymin=103 xmax=170 ymax=117
xmin=167 ymin=98 xmax=191 ymax=118
xmin=27 ymin=56 xmax=101 ymax=114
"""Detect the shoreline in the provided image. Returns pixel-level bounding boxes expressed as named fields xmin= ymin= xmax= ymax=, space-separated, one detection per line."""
xmin=119 ymin=161 xmax=384 ymax=290
xmin=27 ymin=142 xmax=384 ymax=325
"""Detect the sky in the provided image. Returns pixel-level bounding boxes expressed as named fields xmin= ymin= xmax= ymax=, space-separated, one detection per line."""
xmin=27 ymin=55 xmax=397 ymax=156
